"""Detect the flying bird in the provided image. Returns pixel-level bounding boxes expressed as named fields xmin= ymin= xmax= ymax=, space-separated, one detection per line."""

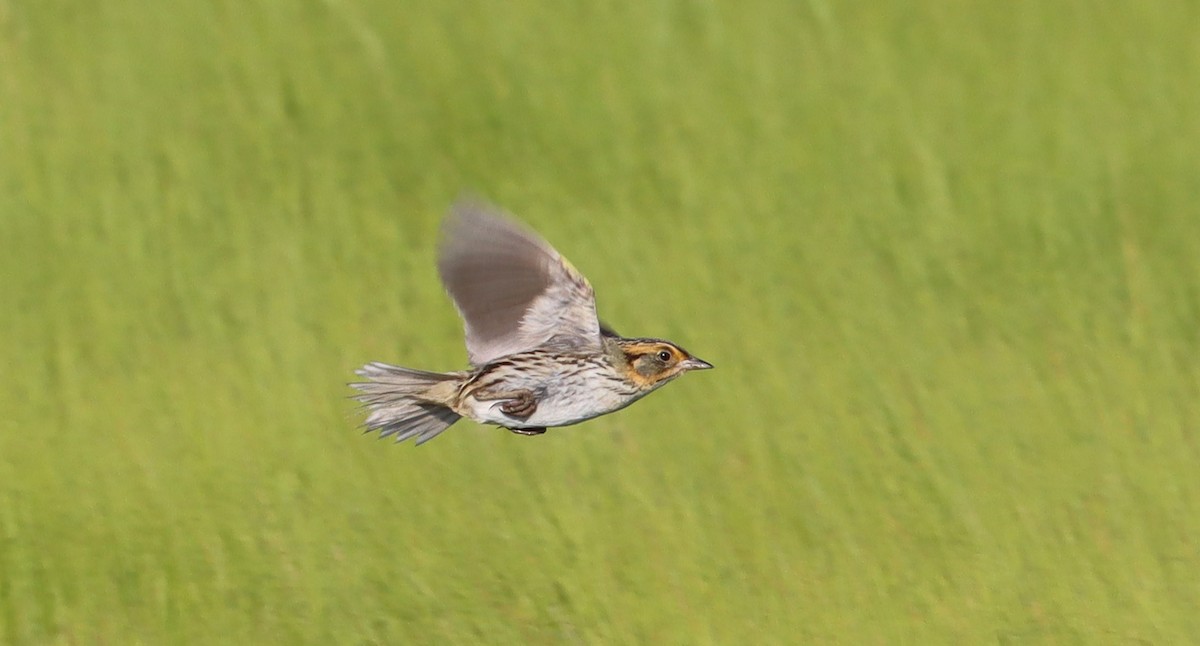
xmin=352 ymin=200 xmax=712 ymax=444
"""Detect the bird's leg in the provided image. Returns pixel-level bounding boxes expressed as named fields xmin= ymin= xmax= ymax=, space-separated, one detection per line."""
xmin=474 ymin=388 xmax=539 ymax=420
xmin=498 ymin=390 xmax=538 ymax=419
xmin=474 ymin=388 xmax=544 ymax=435
xmin=507 ymin=426 xmax=546 ymax=436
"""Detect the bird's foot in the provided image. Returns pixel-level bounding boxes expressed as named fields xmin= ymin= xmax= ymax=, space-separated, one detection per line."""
xmin=507 ymin=426 xmax=546 ymax=436
xmin=495 ymin=390 xmax=538 ymax=419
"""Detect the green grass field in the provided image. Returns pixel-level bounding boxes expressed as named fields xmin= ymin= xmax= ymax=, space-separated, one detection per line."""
xmin=3 ymin=1 xmax=1199 ymax=643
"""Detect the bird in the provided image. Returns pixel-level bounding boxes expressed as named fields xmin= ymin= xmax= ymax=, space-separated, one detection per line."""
xmin=351 ymin=200 xmax=712 ymax=445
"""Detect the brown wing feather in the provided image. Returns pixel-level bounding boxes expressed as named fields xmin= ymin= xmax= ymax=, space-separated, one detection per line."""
xmin=437 ymin=201 xmax=602 ymax=366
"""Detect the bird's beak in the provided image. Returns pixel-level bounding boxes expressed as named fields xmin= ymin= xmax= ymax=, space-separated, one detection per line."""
xmin=683 ymin=357 xmax=714 ymax=371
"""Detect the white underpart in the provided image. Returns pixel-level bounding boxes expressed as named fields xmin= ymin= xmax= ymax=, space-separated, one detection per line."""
xmin=460 ymin=365 xmax=660 ymax=429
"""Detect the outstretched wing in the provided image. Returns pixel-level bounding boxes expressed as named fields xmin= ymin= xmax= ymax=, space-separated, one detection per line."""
xmin=437 ymin=200 xmax=602 ymax=366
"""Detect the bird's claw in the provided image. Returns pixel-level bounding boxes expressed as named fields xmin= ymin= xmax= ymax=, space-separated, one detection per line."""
xmin=497 ymin=390 xmax=538 ymax=419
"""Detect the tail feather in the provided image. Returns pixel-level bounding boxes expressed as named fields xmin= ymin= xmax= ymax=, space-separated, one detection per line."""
xmin=377 ymin=404 xmax=463 ymax=445
xmin=351 ymin=362 xmax=463 ymax=445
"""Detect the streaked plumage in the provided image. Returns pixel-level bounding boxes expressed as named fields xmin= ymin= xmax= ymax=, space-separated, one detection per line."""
xmin=352 ymin=200 xmax=711 ymax=444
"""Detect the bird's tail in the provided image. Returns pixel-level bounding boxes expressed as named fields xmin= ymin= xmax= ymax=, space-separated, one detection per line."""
xmin=351 ymin=362 xmax=464 ymax=445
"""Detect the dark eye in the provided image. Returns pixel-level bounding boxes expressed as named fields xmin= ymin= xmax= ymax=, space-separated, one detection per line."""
xmin=657 ymin=350 xmax=673 ymax=362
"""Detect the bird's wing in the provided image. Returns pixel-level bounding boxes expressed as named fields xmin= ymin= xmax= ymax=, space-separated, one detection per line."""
xmin=437 ymin=200 xmax=602 ymax=366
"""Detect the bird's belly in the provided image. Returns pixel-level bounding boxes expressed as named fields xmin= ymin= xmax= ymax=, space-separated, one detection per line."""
xmin=468 ymin=399 xmax=600 ymax=428
xmin=462 ymin=375 xmax=637 ymax=429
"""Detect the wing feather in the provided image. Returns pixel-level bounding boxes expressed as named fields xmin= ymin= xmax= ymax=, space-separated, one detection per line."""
xmin=437 ymin=201 xmax=602 ymax=366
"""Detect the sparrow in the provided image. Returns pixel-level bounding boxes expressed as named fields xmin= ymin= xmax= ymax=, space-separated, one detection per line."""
xmin=351 ymin=200 xmax=712 ymax=444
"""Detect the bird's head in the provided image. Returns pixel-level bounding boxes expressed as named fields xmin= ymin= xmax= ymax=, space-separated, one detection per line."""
xmin=612 ymin=338 xmax=713 ymax=390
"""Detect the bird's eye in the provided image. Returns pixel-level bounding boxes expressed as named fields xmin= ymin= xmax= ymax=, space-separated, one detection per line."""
xmin=657 ymin=350 xmax=673 ymax=362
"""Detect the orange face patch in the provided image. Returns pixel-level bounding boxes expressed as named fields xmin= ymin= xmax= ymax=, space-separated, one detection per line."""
xmin=624 ymin=342 xmax=681 ymax=359
xmin=619 ymin=341 xmax=688 ymax=388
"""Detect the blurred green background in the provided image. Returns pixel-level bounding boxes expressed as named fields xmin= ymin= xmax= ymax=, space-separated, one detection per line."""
xmin=3 ymin=1 xmax=1199 ymax=643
